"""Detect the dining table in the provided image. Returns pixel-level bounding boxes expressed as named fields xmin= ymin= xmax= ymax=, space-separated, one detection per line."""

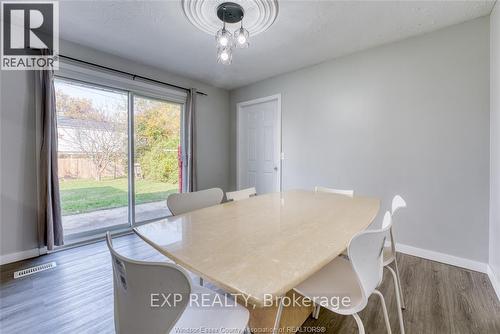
xmin=134 ymin=189 xmax=380 ymax=332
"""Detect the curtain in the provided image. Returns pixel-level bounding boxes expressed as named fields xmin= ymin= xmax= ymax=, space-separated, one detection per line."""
xmin=184 ymin=88 xmax=197 ymax=192
xmin=36 ymin=67 xmax=63 ymax=250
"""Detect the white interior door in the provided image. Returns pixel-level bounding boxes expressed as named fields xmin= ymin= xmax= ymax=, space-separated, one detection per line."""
xmin=237 ymin=95 xmax=281 ymax=194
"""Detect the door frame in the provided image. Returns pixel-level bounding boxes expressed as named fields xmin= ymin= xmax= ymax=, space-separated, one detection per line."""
xmin=54 ymin=61 xmax=187 ymax=243
xmin=236 ymin=94 xmax=282 ymax=192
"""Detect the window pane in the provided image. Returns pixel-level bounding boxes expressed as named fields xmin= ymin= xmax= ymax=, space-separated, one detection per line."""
xmin=55 ymin=78 xmax=129 ymax=238
xmin=133 ymin=95 xmax=181 ymax=223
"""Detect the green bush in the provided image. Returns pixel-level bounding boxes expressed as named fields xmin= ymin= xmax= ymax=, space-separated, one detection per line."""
xmin=134 ymin=98 xmax=181 ymax=184
xmin=139 ymin=142 xmax=178 ymax=184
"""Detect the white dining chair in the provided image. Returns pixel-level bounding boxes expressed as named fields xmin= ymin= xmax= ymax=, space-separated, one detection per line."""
xmin=286 ymin=212 xmax=403 ymax=334
xmin=383 ymin=195 xmax=407 ymax=310
xmin=106 ymin=232 xmax=249 ymax=334
xmin=314 ymin=186 xmax=354 ymax=197
xmin=226 ymin=187 xmax=257 ymax=202
xmin=167 ymin=187 xmax=224 ymax=286
xmin=167 ymin=188 xmax=224 ymax=216
xmin=315 ymin=186 xmax=354 ymax=260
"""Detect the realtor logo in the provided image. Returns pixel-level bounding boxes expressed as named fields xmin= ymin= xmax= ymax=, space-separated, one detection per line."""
xmin=1 ymin=1 xmax=59 ymax=70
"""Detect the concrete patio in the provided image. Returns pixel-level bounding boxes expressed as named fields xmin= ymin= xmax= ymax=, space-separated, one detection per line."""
xmin=62 ymin=200 xmax=171 ymax=237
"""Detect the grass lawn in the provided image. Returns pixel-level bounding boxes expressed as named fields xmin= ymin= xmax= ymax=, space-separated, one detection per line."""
xmin=59 ymin=177 xmax=178 ymax=215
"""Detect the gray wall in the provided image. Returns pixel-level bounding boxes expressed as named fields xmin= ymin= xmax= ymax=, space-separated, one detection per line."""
xmin=0 ymin=40 xmax=231 ymax=259
xmin=0 ymin=70 xmax=38 ymax=260
xmin=490 ymin=2 xmax=500 ymax=283
xmin=230 ymin=17 xmax=490 ymax=263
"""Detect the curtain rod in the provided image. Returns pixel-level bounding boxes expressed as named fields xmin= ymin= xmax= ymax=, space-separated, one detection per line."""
xmin=58 ymin=54 xmax=208 ymax=96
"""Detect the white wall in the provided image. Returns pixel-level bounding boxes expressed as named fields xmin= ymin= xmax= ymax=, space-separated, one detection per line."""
xmin=0 ymin=40 xmax=231 ymax=262
xmin=489 ymin=2 xmax=500 ymax=297
xmin=230 ymin=17 xmax=490 ymax=264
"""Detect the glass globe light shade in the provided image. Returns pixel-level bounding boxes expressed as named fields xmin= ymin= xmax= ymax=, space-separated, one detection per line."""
xmin=217 ymin=46 xmax=233 ymax=65
xmin=215 ymin=28 xmax=233 ymax=48
xmin=234 ymin=27 xmax=249 ymax=48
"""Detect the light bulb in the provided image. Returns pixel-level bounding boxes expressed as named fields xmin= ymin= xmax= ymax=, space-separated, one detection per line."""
xmin=217 ymin=47 xmax=232 ymax=65
xmin=234 ymin=27 xmax=249 ymax=48
xmin=237 ymin=35 xmax=246 ymax=45
xmin=216 ymin=28 xmax=232 ymax=48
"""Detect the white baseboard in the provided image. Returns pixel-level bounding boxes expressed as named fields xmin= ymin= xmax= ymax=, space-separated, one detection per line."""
xmin=487 ymin=265 xmax=500 ymax=301
xmin=393 ymin=242 xmax=487 ymax=273
xmin=0 ymin=248 xmax=42 ymax=265
xmin=393 ymin=242 xmax=500 ymax=302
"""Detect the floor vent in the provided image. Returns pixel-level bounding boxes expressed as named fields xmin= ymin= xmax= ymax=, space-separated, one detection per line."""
xmin=14 ymin=262 xmax=57 ymax=279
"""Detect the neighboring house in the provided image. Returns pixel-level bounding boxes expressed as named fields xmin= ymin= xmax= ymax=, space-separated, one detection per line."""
xmin=57 ymin=115 xmax=127 ymax=180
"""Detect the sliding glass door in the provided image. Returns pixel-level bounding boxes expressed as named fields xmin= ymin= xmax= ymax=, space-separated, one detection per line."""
xmin=55 ymin=77 xmax=182 ymax=241
xmin=55 ymin=78 xmax=130 ymax=238
xmin=133 ymin=95 xmax=181 ymax=223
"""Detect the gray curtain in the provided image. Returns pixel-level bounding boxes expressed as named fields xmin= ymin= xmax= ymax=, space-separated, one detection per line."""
xmin=36 ymin=68 xmax=63 ymax=250
xmin=184 ymin=88 xmax=197 ymax=192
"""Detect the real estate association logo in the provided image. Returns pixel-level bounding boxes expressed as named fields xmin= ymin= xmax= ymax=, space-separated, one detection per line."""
xmin=1 ymin=1 xmax=59 ymax=70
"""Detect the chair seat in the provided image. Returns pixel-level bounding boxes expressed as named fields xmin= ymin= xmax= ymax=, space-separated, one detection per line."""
xmin=171 ymin=285 xmax=249 ymax=333
xmin=383 ymin=246 xmax=395 ymax=266
xmin=342 ymin=246 xmax=395 ymax=266
xmin=293 ymin=257 xmax=365 ymax=315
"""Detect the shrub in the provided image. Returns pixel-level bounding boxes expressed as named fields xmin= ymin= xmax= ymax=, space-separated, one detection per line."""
xmin=134 ymin=98 xmax=181 ymax=184
xmin=139 ymin=141 xmax=178 ymax=184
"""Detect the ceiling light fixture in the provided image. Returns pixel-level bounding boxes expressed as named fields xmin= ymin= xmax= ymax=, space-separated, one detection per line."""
xmin=215 ymin=2 xmax=248 ymax=64
xmin=182 ymin=0 xmax=278 ymax=64
xmin=234 ymin=21 xmax=249 ymax=48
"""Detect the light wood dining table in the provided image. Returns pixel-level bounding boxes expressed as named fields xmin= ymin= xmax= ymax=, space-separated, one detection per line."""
xmin=134 ymin=189 xmax=380 ymax=332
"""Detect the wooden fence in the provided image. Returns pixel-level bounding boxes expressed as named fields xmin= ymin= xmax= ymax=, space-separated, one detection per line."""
xmin=58 ymin=154 xmax=126 ymax=180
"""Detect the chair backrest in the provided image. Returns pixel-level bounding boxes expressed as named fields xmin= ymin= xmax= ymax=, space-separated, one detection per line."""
xmin=226 ymin=187 xmax=257 ymax=202
xmin=347 ymin=211 xmax=392 ymax=303
xmin=167 ymin=188 xmax=224 ymax=215
xmin=314 ymin=186 xmax=354 ymax=197
xmin=389 ymin=194 xmax=406 ymax=252
xmin=391 ymin=195 xmax=407 ymax=215
xmin=106 ymin=233 xmax=192 ymax=334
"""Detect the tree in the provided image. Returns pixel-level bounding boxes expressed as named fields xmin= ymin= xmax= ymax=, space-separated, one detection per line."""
xmin=134 ymin=98 xmax=180 ymax=183
xmin=56 ymin=90 xmax=180 ymax=183
xmin=56 ymin=90 xmax=127 ymax=181
xmin=56 ymin=91 xmax=93 ymax=118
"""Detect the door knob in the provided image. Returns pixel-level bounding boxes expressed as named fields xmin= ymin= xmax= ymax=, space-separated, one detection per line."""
xmin=274 ymin=166 xmax=278 ymax=171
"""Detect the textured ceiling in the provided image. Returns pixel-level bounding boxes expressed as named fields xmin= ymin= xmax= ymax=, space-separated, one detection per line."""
xmin=59 ymin=1 xmax=495 ymax=90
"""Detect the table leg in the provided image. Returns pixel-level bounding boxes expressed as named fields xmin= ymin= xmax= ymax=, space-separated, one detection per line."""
xmin=247 ymin=290 xmax=314 ymax=334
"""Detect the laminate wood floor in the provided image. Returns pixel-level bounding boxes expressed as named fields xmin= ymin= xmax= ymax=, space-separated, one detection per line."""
xmin=1 ymin=234 xmax=499 ymax=334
